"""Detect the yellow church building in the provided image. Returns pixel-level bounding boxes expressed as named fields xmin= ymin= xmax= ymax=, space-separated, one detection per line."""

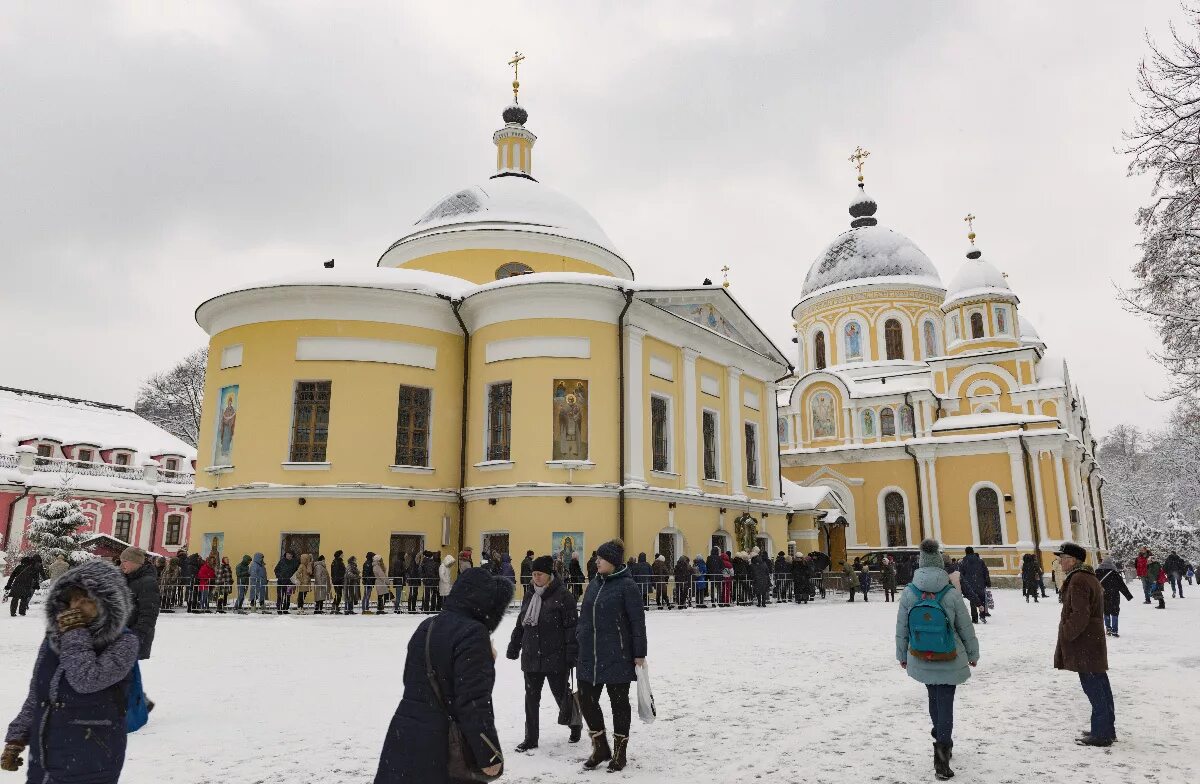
xmin=187 ymin=83 xmax=845 ymax=572
xmin=778 ymin=169 xmax=1108 ymax=576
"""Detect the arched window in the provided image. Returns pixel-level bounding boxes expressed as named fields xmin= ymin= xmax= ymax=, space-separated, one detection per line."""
xmin=843 ymin=321 xmax=863 ymax=361
xmin=880 ymin=407 xmax=896 ymax=436
xmin=496 ymin=262 xmax=534 ymax=279
xmin=970 ymin=312 xmax=985 ymax=339
xmin=884 ymin=492 xmax=907 ymax=548
xmin=975 ymin=487 xmax=1002 ymax=545
xmin=862 ymin=409 xmax=876 ymax=437
xmin=884 ymin=319 xmax=904 ymax=360
xmin=814 ymin=331 xmax=827 ymax=370
xmin=922 ymin=320 xmax=938 ymax=358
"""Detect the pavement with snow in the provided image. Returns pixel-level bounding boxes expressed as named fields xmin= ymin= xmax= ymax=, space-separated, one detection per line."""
xmin=1 ymin=586 xmax=1197 ymax=782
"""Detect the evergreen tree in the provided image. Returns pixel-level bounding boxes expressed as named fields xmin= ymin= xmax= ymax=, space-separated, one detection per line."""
xmin=24 ymin=485 xmax=91 ymax=565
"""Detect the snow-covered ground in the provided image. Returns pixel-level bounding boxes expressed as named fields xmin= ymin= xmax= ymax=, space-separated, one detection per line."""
xmin=2 ymin=587 xmax=1197 ymax=782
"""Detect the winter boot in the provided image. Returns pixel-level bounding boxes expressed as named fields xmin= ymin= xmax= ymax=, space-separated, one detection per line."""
xmin=569 ymin=725 xmax=583 ymax=743
xmin=515 ymin=739 xmax=538 ymax=752
xmin=583 ymin=730 xmax=611 ymax=769
xmin=607 ymin=734 xmax=628 ymax=772
xmin=1156 ymin=594 xmax=1166 ymax=609
xmin=933 ymin=742 xmax=954 ymax=780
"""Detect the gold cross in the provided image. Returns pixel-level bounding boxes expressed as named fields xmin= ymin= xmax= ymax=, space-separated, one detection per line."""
xmin=508 ymin=51 xmax=525 ymax=100
xmin=848 ymin=146 xmax=871 ymax=182
xmin=721 ymin=264 xmax=731 ymax=288
xmin=964 ymin=213 xmax=977 ymax=244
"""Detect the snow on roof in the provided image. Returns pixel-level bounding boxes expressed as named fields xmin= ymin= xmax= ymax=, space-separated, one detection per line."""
xmin=0 ymin=464 xmax=192 ymax=497
xmin=942 ymin=249 xmax=1017 ymax=309
xmin=1019 ymin=314 xmax=1042 ymax=342
xmin=203 ymin=266 xmax=474 ymax=303
xmin=781 ymin=478 xmax=843 ymax=512
xmin=801 ymin=224 xmax=942 ymax=299
xmin=930 ymin=412 xmax=1055 ymax=432
xmin=1036 ymin=353 xmax=1067 ymax=385
xmin=0 ymin=387 xmax=195 ymax=459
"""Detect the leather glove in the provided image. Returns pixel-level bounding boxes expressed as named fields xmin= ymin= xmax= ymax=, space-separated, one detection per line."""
xmin=1 ymin=741 xmax=25 ymax=772
xmin=56 ymin=608 xmax=89 ymax=634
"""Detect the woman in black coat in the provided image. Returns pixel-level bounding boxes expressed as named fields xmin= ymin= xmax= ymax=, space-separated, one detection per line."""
xmin=374 ymin=568 xmax=513 ymax=784
xmin=575 ymin=539 xmax=647 ymax=773
xmin=1020 ymin=553 xmax=1042 ymax=603
xmin=506 ymin=556 xmax=582 ymax=751
xmin=1096 ymin=557 xmax=1134 ymax=637
xmin=751 ymin=555 xmax=771 ymax=607
xmin=4 ymin=555 xmax=43 ymax=616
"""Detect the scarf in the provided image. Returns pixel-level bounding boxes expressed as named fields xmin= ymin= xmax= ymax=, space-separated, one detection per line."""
xmin=524 ymin=579 xmax=550 ymax=626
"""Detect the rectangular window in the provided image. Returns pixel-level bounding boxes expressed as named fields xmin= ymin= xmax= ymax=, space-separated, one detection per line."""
xmin=75 ymin=448 xmax=93 ymax=468
xmin=395 ymin=385 xmax=432 ymax=467
xmin=114 ymin=512 xmax=132 ymax=543
xmin=486 ymin=382 xmax=512 ymax=461
xmin=113 ymin=453 xmax=130 ymax=473
xmin=745 ymin=421 xmax=760 ymax=487
xmin=164 ymin=458 xmax=178 ymax=472
xmin=289 ymin=381 xmax=333 ymax=462
xmin=165 ymin=515 xmax=182 ymax=546
xmin=702 ymin=410 xmax=720 ymax=480
xmin=651 ymin=395 xmax=670 ymax=473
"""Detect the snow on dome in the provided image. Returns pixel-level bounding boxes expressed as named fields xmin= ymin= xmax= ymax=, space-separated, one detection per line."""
xmin=1019 ymin=315 xmax=1043 ymax=342
xmin=800 ymin=224 xmax=942 ymax=299
xmin=1036 ymin=352 xmax=1067 ymax=385
xmin=942 ymin=247 xmax=1017 ymax=310
xmin=215 ymin=266 xmax=473 ymax=299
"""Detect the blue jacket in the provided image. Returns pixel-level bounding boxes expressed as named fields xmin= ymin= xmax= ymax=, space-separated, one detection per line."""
xmin=576 ymin=566 xmax=647 ymax=684
xmin=895 ymin=567 xmax=980 ymax=686
xmin=249 ymin=553 xmax=268 ymax=587
xmin=693 ymin=557 xmax=707 ymax=590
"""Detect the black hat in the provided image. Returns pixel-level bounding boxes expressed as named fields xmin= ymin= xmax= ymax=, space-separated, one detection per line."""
xmin=1053 ymin=542 xmax=1087 ymax=562
xmin=532 ymin=555 xmax=554 ymax=574
xmin=597 ymin=538 xmax=624 ymax=567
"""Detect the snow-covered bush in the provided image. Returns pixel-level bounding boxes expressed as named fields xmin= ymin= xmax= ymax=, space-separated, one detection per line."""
xmin=23 ymin=486 xmax=92 ymax=566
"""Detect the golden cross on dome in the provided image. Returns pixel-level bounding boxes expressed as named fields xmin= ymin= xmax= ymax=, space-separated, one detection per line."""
xmin=721 ymin=265 xmax=731 ymax=288
xmin=964 ymin=213 xmax=977 ymax=244
xmin=508 ymin=51 xmax=525 ymax=101
xmin=849 ymin=146 xmax=871 ymax=182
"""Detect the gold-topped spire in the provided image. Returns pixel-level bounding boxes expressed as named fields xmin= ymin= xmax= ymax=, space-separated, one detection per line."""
xmin=508 ymin=51 xmax=525 ymax=102
xmin=964 ymin=213 xmax=977 ymax=244
xmin=849 ymin=146 xmax=871 ymax=183
xmin=721 ymin=265 xmax=731 ymax=288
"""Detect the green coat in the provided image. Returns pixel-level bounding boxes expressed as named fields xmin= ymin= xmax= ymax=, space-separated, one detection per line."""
xmin=236 ymin=555 xmax=251 ymax=586
xmin=895 ymin=567 xmax=980 ymax=686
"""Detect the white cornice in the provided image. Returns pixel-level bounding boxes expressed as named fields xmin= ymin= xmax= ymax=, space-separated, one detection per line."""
xmin=188 ymin=484 xmax=459 ymax=503
xmin=461 ymin=282 xmax=628 ymax=329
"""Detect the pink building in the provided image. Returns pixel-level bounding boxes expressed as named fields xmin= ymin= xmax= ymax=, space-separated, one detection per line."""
xmin=0 ymin=386 xmax=195 ymax=559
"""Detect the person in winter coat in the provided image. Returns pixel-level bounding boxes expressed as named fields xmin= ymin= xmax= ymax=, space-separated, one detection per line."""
xmin=499 ymin=554 xmax=516 ymax=585
xmin=1020 ymin=553 xmax=1042 ymax=603
xmin=568 ymin=553 xmax=585 ymax=597
xmin=118 ymin=547 xmax=159 ymax=661
xmin=841 ymin=561 xmax=856 ymax=602
xmin=457 ymin=549 xmax=473 ymax=577
xmin=343 ymin=556 xmax=362 ymax=615
xmin=1052 ymin=542 xmax=1115 ymax=747
xmin=293 ymin=553 xmax=315 ymax=613
xmin=3 ymin=555 xmax=43 ymax=617
xmin=705 ymin=547 xmax=724 ymax=607
xmin=895 ymin=539 xmax=980 ymax=781
xmin=215 ymin=556 xmax=233 ymax=613
xmin=881 ymin=557 xmax=898 ymax=602
xmin=774 ymin=553 xmax=791 ymax=602
xmin=629 ymin=553 xmax=649 ymax=609
xmin=720 ymin=551 xmax=734 ymax=606
xmin=46 ymin=554 xmax=69 ymax=583
xmin=958 ymin=548 xmax=991 ymax=624
xmin=651 ymin=554 xmax=671 ymax=609
xmin=1051 ymin=556 xmax=1066 ymax=599
xmin=234 ymin=554 xmax=251 ymax=612
xmin=330 ymin=551 xmax=346 ymax=614
xmin=751 ymin=554 xmax=771 ymax=607
xmin=1135 ymin=549 xmax=1152 ymax=603
xmin=693 ymin=555 xmax=708 ymax=608
xmin=373 ymin=568 xmax=512 ymax=783
xmin=249 ymin=553 xmax=268 ymax=611
xmin=182 ymin=551 xmax=200 ymax=611
xmin=520 ymin=550 xmax=534 ymax=594
xmin=1164 ymin=551 xmax=1187 ymax=598
xmin=372 ymin=555 xmax=390 ymax=614
xmin=575 ymin=538 xmax=647 ymax=773
xmin=672 ymin=556 xmax=693 ymax=608
xmin=438 ymin=554 xmax=455 ymax=606
xmin=160 ymin=557 xmax=181 ymax=610
xmin=361 ymin=551 xmax=377 ymax=614
xmin=313 ymin=554 xmax=333 ymax=614
xmin=388 ymin=555 xmax=406 ymax=610
xmin=406 ymin=553 xmax=422 ymax=614
xmin=586 ymin=552 xmax=598 ymax=583
xmin=1146 ymin=555 xmax=1167 ymax=609
xmin=1096 ymin=557 xmax=1133 ymax=637
xmin=196 ymin=558 xmax=216 ymax=612
xmin=1 ymin=560 xmax=139 ymax=782
xmin=274 ymin=551 xmax=298 ymax=614
xmin=506 ymin=555 xmax=583 ymax=751
xmin=421 ymin=552 xmax=441 ymax=612
xmin=791 ymin=555 xmax=811 ymax=604
xmin=857 ymin=563 xmax=872 ymax=602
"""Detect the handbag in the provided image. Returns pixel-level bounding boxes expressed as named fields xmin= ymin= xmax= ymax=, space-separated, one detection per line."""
xmin=125 ymin=661 xmax=150 ymax=732
xmin=635 ymin=662 xmax=656 ymax=724
xmin=557 ymin=668 xmax=583 ymax=728
xmin=424 ymin=620 xmax=502 ymax=783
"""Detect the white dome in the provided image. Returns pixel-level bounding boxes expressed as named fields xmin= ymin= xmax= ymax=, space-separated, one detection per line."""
xmin=942 ymin=248 xmax=1017 ymax=309
xmin=379 ymin=174 xmax=631 ymax=277
xmin=800 ymin=225 xmax=942 ymax=299
xmin=1019 ymin=315 xmax=1042 ymax=343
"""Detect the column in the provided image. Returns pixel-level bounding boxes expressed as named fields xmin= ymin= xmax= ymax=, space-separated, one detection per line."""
xmin=1066 ymin=449 xmax=1089 ymax=545
xmin=842 ymin=407 xmax=853 ymax=446
xmin=1030 ymin=449 xmax=1051 ymax=544
xmin=625 ymin=326 xmax=647 ymax=487
xmin=1007 ymin=445 xmax=1034 ymax=547
xmin=682 ymin=348 xmax=701 ymax=492
xmin=925 ymin=456 xmax=942 ymax=542
xmin=727 ymin=366 xmax=744 ymax=497
xmin=765 ymin=383 xmax=782 ymax=499
xmin=1051 ymin=445 xmax=1072 ymax=543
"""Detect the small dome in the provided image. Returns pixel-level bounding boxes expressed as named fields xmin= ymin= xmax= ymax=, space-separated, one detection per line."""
xmin=502 ymin=103 xmax=528 ymax=125
xmin=848 ymin=185 xmax=878 ymax=227
xmin=942 ymin=247 xmax=1017 ymax=310
xmin=801 ymin=225 xmax=941 ymax=299
xmin=1018 ymin=315 xmax=1041 ymax=342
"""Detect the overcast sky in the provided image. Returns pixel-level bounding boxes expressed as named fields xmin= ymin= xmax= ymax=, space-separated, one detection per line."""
xmin=0 ymin=2 xmax=1184 ymax=436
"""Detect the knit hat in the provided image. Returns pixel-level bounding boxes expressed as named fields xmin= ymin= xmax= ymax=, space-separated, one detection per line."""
xmin=120 ymin=546 xmax=147 ymax=566
xmin=532 ymin=555 xmax=554 ymax=574
xmin=597 ymin=538 xmax=624 ymax=567
xmin=918 ymin=538 xmax=943 ymax=569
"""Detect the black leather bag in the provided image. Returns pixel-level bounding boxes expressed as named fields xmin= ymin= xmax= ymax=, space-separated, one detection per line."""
xmin=424 ymin=620 xmax=503 ymax=783
xmin=557 ymin=668 xmax=583 ymax=728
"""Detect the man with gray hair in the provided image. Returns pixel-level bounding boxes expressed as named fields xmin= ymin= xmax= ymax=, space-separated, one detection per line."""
xmin=1052 ymin=542 xmax=1113 ymax=747
xmin=120 ymin=546 xmax=160 ymax=713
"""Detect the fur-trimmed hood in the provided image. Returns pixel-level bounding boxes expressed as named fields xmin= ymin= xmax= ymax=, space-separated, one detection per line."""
xmin=443 ymin=567 xmax=513 ymax=632
xmin=44 ymin=559 xmax=131 ymax=653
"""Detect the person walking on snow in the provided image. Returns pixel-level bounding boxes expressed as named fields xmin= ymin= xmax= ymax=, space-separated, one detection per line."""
xmin=857 ymin=562 xmax=872 ymax=602
xmin=881 ymin=556 xmax=898 ymax=602
xmin=1095 ymin=557 xmax=1133 ymax=637
xmin=47 ymin=554 xmax=69 ymax=583
xmin=895 ymin=539 xmax=980 ymax=781
xmin=841 ymin=561 xmax=856 ymax=602
xmin=3 ymin=555 xmax=42 ymax=617
xmin=1021 ymin=553 xmax=1041 ymax=603
xmin=958 ymin=547 xmax=991 ymax=624
xmin=1145 ymin=554 xmax=1167 ymax=610
xmin=1135 ymin=549 xmax=1152 ymax=604
xmin=1164 ymin=551 xmax=1186 ymax=598
xmin=119 ymin=546 xmax=159 ymax=717
xmin=1053 ymin=542 xmax=1117 ymax=747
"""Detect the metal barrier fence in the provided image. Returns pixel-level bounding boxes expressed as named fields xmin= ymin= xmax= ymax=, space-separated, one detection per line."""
xmin=156 ymin=572 xmax=873 ymax=615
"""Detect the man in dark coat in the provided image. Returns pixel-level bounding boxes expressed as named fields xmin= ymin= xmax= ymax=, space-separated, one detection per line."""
xmin=958 ymin=547 xmax=991 ymax=624
xmin=751 ymin=554 xmax=771 ymax=607
xmin=586 ymin=551 xmax=598 ymax=583
xmin=118 ymin=547 xmax=159 ymax=660
xmin=650 ymin=554 xmax=671 ymax=608
xmin=705 ymin=547 xmax=725 ymax=606
xmin=1096 ymin=557 xmax=1133 ymax=637
xmin=274 ymin=551 xmax=298 ymax=614
xmin=1052 ymin=542 xmax=1115 ymax=747
xmin=374 ymin=568 xmax=512 ymax=783
xmin=506 ymin=555 xmax=582 ymax=751
xmin=181 ymin=550 xmax=199 ymax=612
xmin=3 ymin=554 xmax=43 ymax=616
xmin=1164 ymin=551 xmax=1187 ymax=598
xmin=790 ymin=555 xmax=810 ymax=604
xmin=1020 ymin=553 xmax=1042 ymax=603
xmin=519 ymin=550 xmax=534 ymax=595
xmin=421 ymin=551 xmax=439 ymax=613
xmin=632 ymin=553 xmax=652 ymax=608
xmin=773 ymin=552 xmax=790 ymax=601
xmin=330 ymin=550 xmax=346 ymax=614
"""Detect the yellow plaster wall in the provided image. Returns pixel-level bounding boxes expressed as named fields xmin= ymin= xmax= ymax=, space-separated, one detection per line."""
xmin=397 ymin=248 xmax=614 ymax=285
xmin=796 ymin=290 xmax=944 ymax=367
xmin=643 ymin=338 xmax=683 ymax=490
xmin=930 ymin=452 xmax=1020 ymax=545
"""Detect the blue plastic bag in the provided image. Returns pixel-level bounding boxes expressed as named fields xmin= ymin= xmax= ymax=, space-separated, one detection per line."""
xmin=126 ymin=662 xmax=149 ymax=732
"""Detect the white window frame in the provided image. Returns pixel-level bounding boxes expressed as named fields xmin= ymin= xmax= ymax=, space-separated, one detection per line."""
xmin=967 ymin=308 xmax=987 ymax=340
xmin=649 ymin=392 xmax=675 ymax=475
xmin=701 ymin=407 xmax=722 ymax=482
xmin=744 ymin=420 xmax=762 ymax=488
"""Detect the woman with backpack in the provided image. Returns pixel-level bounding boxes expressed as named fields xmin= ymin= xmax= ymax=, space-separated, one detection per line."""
xmin=895 ymin=539 xmax=980 ymax=781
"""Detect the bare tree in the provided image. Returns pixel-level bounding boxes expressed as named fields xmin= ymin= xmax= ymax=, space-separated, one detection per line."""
xmin=134 ymin=348 xmax=207 ymax=447
xmin=1121 ymin=8 xmax=1200 ymax=398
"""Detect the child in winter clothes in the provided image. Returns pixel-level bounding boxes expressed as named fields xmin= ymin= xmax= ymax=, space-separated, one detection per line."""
xmin=858 ymin=564 xmax=872 ymax=602
xmin=2 ymin=560 xmax=139 ymax=782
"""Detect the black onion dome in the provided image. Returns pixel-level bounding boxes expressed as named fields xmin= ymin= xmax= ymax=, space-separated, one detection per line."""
xmin=849 ymin=184 xmax=878 ymax=228
xmin=502 ymin=103 xmax=528 ymax=125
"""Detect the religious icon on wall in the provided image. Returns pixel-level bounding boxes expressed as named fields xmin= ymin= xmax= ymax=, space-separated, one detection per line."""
xmin=552 ymin=379 xmax=589 ymax=460
xmin=996 ymin=307 xmax=1008 ymax=335
xmin=844 ymin=321 xmax=863 ymax=361
xmin=811 ymin=392 xmax=836 ymax=439
xmin=213 ymin=385 xmax=238 ymax=466
xmin=862 ymin=409 xmax=876 ymax=437
xmin=202 ymin=532 xmax=224 ymax=568
xmin=551 ymin=532 xmax=584 ymax=565
xmin=733 ymin=513 xmax=758 ymax=552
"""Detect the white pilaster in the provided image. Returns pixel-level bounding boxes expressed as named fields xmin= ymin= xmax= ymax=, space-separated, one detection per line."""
xmin=1052 ymin=447 xmax=1072 ymax=543
xmin=727 ymin=366 xmax=744 ymax=497
xmin=1008 ymin=446 xmax=1034 ymax=548
xmin=681 ymin=348 xmax=701 ymax=492
xmin=625 ymin=326 xmax=647 ymax=487
xmin=1066 ymin=451 xmax=1088 ymax=545
xmin=842 ymin=407 xmax=853 ymax=446
xmin=1030 ymin=449 xmax=1051 ymax=544
xmin=926 ymin=457 xmax=942 ymax=542
xmin=765 ymin=383 xmax=782 ymax=499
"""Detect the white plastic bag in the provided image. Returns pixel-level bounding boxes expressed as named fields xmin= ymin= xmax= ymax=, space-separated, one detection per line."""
xmin=636 ymin=662 xmax=656 ymax=724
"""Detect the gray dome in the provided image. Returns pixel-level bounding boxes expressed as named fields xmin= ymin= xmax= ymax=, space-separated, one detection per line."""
xmin=801 ymin=224 xmax=942 ymax=298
